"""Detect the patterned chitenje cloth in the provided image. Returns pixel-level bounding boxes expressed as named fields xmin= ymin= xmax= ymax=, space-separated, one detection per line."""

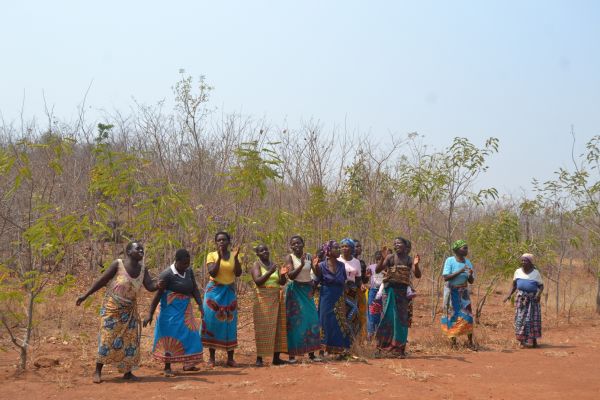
xmin=97 ymin=260 xmax=143 ymax=373
xmin=319 ymin=284 xmax=351 ymax=353
xmin=152 ymin=291 xmax=203 ymax=363
xmin=344 ymin=282 xmax=361 ymax=341
xmin=514 ymin=290 xmax=542 ymax=344
xmin=376 ymin=283 xmax=409 ymax=353
xmin=285 ymin=281 xmax=321 ymax=356
xmin=367 ymin=287 xmax=382 ymax=335
xmin=253 ymin=287 xmax=288 ymax=357
xmin=441 ymin=285 xmax=473 ymax=338
xmin=358 ymin=287 xmax=368 ymax=339
xmin=202 ymin=281 xmax=238 ymax=350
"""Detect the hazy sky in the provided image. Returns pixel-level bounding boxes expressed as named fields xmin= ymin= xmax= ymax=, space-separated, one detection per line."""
xmin=2 ymin=1 xmax=599 ymax=195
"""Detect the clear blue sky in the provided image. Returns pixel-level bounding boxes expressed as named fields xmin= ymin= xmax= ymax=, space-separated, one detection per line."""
xmin=2 ymin=1 xmax=599 ymax=195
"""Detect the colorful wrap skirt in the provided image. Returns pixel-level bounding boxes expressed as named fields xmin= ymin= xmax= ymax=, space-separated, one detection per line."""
xmin=253 ymin=286 xmax=288 ymax=357
xmin=97 ymin=294 xmax=141 ymax=373
xmin=441 ymin=284 xmax=473 ymax=338
xmin=285 ymin=281 xmax=321 ymax=356
xmin=152 ymin=291 xmax=203 ymax=364
xmin=376 ymin=283 xmax=409 ymax=353
xmin=344 ymin=282 xmax=361 ymax=341
xmin=318 ymin=284 xmax=351 ymax=353
xmin=202 ymin=281 xmax=238 ymax=350
xmin=514 ymin=290 xmax=542 ymax=344
xmin=367 ymin=287 xmax=382 ymax=335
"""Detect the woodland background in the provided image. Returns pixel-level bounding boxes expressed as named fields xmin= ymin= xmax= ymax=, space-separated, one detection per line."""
xmin=1 ymin=75 xmax=599 ymax=370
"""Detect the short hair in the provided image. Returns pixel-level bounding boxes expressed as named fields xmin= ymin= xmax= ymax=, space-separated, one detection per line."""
xmin=175 ymin=249 xmax=190 ymax=261
xmin=214 ymin=231 xmax=231 ymax=242
xmin=289 ymin=235 xmax=304 ymax=244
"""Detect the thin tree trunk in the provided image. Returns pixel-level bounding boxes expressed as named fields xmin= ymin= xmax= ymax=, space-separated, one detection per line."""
xmin=596 ymin=274 xmax=600 ymax=314
xmin=20 ymin=291 xmax=35 ymax=370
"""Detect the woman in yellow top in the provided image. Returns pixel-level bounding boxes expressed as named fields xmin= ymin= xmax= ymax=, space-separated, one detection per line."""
xmin=250 ymin=244 xmax=289 ymax=366
xmin=202 ymin=231 xmax=242 ymax=367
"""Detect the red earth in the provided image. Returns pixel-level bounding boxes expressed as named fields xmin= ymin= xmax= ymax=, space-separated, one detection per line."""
xmin=1 ymin=291 xmax=599 ymax=400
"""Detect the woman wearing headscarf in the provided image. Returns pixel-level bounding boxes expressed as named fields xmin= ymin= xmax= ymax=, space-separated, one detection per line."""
xmin=313 ymin=240 xmax=351 ymax=356
xmin=503 ymin=253 xmax=544 ymax=348
xmin=441 ymin=240 xmax=475 ymax=347
xmin=338 ymin=238 xmax=363 ymax=341
xmin=375 ymin=237 xmax=421 ymax=358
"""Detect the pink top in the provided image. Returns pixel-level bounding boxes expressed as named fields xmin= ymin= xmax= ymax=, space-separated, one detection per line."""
xmin=337 ymin=256 xmax=362 ymax=283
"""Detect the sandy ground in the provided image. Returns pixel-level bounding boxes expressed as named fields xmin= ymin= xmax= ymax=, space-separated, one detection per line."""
xmin=1 ymin=291 xmax=599 ymax=400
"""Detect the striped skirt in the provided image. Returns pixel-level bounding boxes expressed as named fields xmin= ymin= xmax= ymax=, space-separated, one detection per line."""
xmin=514 ymin=290 xmax=542 ymax=344
xmin=253 ymin=286 xmax=288 ymax=357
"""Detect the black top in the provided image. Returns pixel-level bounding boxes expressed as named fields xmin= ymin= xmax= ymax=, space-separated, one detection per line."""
xmin=158 ymin=266 xmax=199 ymax=296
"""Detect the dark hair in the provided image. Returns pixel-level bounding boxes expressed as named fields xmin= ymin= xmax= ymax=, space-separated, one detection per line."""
xmin=289 ymin=235 xmax=304 ymax=244
xmin=353 ymin=239 xmax=361 ymax=244
xmin=374 ymin=250 xmax=383 ymax=259
xmin=394 ymin=237 xmax=409 ymax=246
xmin=175 ymin=248 xmax=190 ymax=261
xmin=214 ymin=231 xmax=231 ymax=242
xmin=254 ymin=244 xmax=268 ymax=254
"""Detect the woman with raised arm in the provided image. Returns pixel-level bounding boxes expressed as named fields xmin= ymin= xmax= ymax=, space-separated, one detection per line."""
xmin=314 ymin=240 xmax=351 ymax=358
xmin=75 ymin=241 xmax=160 ymax=383
xmin=251 ymin=244 xmax=289 ymax=366
xmin=504 ymin=253 xmax=544 ymax=348
xmin=144 ymin=249 xmax=203 ymax=376
xmin=375 ymin=237 xmax=421 ymax=358
xmin=202 ymin=231 xmax=242 ymax=367
xmin=284 ymin=235 xmax=322 ymax=362
xmin=441 ymin=240 xmax=475 ymax=348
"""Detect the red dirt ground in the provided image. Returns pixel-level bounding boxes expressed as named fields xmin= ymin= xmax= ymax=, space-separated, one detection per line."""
xmin=1 ymin=291 xmax=599 ymax=400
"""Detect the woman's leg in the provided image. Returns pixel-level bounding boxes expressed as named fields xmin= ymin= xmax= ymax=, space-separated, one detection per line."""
xmin=93 ymin=363 xmax=103 ymax=384
xmin=164 ymin=362 xmax=174 ymax=376
xmin=226 ymin=350 xmax=238 ymax=367
xmin=208 ymin=348 xmax=216 ymax=367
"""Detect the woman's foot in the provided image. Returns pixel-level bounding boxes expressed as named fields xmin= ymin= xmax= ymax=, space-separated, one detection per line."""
xmin=309 ymin=353 xmax=323 ymax=362
xmin=207 ymin=359 xmax=216 ymax=368
xmin=123 ymin=372 xmax=140 ymax=381
xmin=164 ymin=368 xmax=175 ymax=377
xmin=226 ymin=359 xmax=239 ymax=368
xmin=92 ymin=371 xmax=102 ymax=384
xmin=272 ymin=358 xmax=288 ymax=366
xmin=255 ymin=358 xmax=264 ymax=367
xmin=182 ymin=366 xmax=199 ymax=372
xmin=532 ymin=339 xmax=538 ymax=348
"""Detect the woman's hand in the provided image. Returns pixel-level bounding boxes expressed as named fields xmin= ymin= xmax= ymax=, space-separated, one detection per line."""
xmin=75 ymin=295 xmax=87 ymax=306
xmin=232 ymin=245 xmax=241 ymax=260
xmin=312 ymin=256 xmax=319 ymax=267
xmin=280 ymin=265 xmax=290 ymax=276
xmin=413 ymin=254 xmax=420 ymax=266
xmin=143 ymin=315 xmax=153 ymax=327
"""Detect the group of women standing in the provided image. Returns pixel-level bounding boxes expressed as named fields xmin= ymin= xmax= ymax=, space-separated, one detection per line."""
xmin=76 ymin=233 xmax=544 ymax=383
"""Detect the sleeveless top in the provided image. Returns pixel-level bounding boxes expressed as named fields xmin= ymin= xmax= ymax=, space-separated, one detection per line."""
xmin=256 ymin=261 xmax=280 ymax=288
xmin=383 ymin=254 xmax=412 ymax=286
xmin=290 ymin=253 xmax=312 ymax=283
xmin=108 ymin=259 xmax=145 ymax=304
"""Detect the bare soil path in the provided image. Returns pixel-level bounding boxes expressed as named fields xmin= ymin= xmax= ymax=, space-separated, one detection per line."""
xmin=2 ymin=322 xmax=599 ymax=400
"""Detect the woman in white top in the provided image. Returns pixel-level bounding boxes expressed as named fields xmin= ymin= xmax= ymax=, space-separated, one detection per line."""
xmin=338 ymin=238 xmax=364 ymax=341
xmin=503 ymin=253 xmax=544 ymax=348
xmin=284 ymin=235 xmax=322 ymax=361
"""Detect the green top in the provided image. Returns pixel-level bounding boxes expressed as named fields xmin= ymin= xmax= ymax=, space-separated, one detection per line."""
xmin=260 ymin=263 xmax=280 ymax=288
